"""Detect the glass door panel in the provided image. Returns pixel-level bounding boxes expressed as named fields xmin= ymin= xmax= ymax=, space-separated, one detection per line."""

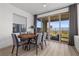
xmin=61 ymin=20 xmax=69 ymax=42
xmin=50 ymin=15 xmax=60 ymax=41
xmin=50 ymin=21 xmax=59 ymax=36
xmin=60 ymin=12 xmax=69 ymax=42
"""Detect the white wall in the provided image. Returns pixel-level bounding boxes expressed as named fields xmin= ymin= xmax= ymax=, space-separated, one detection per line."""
xmin=37 ymin=8 xmax=69 ymax=18
xmin=13 ymin=14 xmax=27 ymax=24
xmin=0 ymin=4 xmax=34 ymax=49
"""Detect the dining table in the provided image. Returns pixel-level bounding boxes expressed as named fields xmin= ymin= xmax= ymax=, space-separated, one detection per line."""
xmin=18 ymin=33 xmax=36 ymax=39
xmin=18 ymin=33 xmax=42 ymax=55
xmin=18 ymin=33 xmax=37 ymax=50
xmin=18 ymin=33 xmax=37 ymax=44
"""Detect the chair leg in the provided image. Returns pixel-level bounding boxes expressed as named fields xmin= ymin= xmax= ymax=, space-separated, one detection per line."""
xmin=36 ymin=45 xmax=38 ymax=56
xmin=11 ymin=45 xmax=15 ymax=54
xmin=22 ymin=45 xmax=25 ymax=50
xmin=23 ymin=45 xmax=27 ymax=50
xmin=44 ymin=40 xmax=47 ymax=46
xmin=40 ymin=43 xmax=43 ymax=50
xmin=28 ymin=45 xmax=30 ymax=50
xmin=25 ymin=45 xmax=29 ymax=51
xmin=27 ymin=46 xmax=29 ymax=51
xmin=16 ymin=46 xmax=19 ymax=56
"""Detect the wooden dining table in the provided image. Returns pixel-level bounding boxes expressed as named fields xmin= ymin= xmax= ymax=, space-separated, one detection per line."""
xmin=18 ymin=33 xmax=37 ymax=50
xmin=18 ymin=33 xmax=42 ymax=55
xmin=18 ymin=33 xmax=37 ymax=44
xmin=18 ymin=33 xmax=36 ymax=39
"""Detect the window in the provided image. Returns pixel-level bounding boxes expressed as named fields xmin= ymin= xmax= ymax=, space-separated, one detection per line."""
xmin=13 ymin=23 xmax=26 ymax=33
xmin=36 ymin=20 xmax=42 ymax=28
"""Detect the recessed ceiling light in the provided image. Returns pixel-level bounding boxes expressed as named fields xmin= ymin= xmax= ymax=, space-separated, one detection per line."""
xmin=43 ymin=3 xmax=47 ymax=7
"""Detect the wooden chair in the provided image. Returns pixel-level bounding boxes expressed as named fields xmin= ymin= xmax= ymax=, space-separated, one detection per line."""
xmin=11 ymin=34 xmax=29 ymax=56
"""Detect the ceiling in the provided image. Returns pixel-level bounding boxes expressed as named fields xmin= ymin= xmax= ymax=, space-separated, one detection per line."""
xmin=11 ymin=3 xmax=73 ymax=15
xmin=40 ymin=12 xmax=69 ymax=21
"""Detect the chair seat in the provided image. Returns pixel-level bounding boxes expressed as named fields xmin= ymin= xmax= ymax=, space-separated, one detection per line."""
xmin=18 ymin=42 xmax=30 ymax=46
xmin=29 ymin=40 xmax=36 ymax=45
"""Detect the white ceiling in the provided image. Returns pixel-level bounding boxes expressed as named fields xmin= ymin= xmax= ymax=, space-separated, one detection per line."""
xmin=11 ymin=3 xmax=73 ymax=15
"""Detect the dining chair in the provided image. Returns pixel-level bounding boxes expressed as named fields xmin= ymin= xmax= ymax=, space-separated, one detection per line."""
xmin=37 ymin=33 xmax=43 ymax=47
xmin=11 ymin=33 xmax=29 ymax=56
xmin=15 ymin=33 xmax=29 ymax=50
xmin=42 ymin=32 xmax=47 ymax=46
xmin=29 ymin=33 xmax=43 ymax=55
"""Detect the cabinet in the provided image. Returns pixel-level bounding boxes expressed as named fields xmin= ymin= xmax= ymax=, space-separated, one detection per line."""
xmin=74 ymin=36 xmax=79 ymax=52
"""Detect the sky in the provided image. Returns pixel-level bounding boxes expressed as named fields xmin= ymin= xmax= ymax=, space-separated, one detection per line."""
xmin=37 ymin=20 xmax=42 ymax=28
xmin=37 ymin=20 xmax=69 ymax=28
xmin=50 ymin=20 xmax=69 ymax=28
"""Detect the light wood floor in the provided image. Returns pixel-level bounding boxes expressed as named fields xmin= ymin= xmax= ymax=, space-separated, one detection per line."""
xmin=0 ymin=40 xmax=79 ymax=56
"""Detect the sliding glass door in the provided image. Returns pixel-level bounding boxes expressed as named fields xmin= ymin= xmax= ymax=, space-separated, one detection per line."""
xmin=49 ymin=12 xmax=69 ymax=43
xmin=37 ymin=12 xmax=69 ymax=43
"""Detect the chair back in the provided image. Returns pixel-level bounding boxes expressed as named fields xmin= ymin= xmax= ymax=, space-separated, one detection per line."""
xmin=11 ymin=34 xmax=19 ymax=46
xmin=43 ymin=32 xmax=47 ymax=41
xmin=36 ymin=33 xmax=43 ymax=45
